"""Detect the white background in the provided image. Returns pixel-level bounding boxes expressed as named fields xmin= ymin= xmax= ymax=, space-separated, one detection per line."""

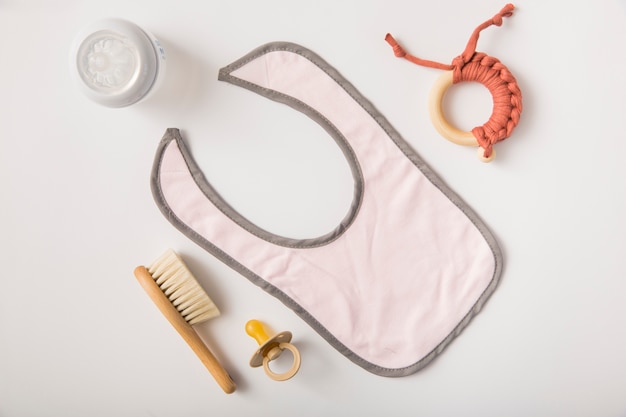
xmin=2 ymin=1 xmax=625 ymax=416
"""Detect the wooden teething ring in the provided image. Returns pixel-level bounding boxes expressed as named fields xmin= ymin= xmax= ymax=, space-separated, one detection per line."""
xmin=429 ymin=71 xmax=480 ymax=148
xmin=386 ymin=4 xmax=522 ymax=162
xmin=428 ymin=53 xmax=522 ymax=162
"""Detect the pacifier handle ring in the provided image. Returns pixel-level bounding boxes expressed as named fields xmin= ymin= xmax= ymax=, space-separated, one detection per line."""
xmin=262 ymin=342 xmax=301 ymax=381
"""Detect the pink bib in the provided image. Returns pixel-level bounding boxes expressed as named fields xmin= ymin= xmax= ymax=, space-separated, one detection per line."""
xmin=151 ymin=42 xmax=502 ymax=376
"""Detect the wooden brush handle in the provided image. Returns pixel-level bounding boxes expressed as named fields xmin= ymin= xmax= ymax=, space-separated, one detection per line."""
xmin=134 ymin=266 xmax=236 ymax=394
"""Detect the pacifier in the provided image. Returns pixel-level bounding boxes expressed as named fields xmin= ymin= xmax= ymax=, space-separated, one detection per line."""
xmin=245 ymin=319 xmax=301 ymax=381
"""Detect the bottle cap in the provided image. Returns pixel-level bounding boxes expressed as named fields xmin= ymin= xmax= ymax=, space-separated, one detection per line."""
xmin=70 ymin=18 xmax=166 ymax=107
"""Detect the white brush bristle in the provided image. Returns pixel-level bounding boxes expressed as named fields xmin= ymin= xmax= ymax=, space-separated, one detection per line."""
xmin=147 ymin=249 xmax=220 ymax=325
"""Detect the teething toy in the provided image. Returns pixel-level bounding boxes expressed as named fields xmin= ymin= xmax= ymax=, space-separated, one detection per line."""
xmin=245 ymin=320 xmax=301 ymax=381
xmin=386 ymin=4 xmax=522 ymax=162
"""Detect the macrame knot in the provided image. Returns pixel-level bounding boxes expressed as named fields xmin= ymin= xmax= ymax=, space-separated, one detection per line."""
xmin=499 ymin=4 xmax=515 ymax=19
xmin=472 ymin=127 xmax=495 ymax=158
xmin=392 ymin=44 xmax=406 ymax=58
xmin=384 ymin=33 xmax=407 ymax=58
xmin=491 ymin=4 xmax=515 ymax=26
xmin=450 ymin=55 xmax=468 ymax=80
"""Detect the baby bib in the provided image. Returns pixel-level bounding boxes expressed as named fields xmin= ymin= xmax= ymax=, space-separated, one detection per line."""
xmin=151 ymin=42 xmax=503 ymax=377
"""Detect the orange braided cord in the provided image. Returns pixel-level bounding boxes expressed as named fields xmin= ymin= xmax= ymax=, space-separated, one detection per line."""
xmin=457 ymin=53 xmax=522 ymax=158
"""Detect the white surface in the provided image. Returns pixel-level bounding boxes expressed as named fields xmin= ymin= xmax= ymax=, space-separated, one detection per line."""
xmin=1 ymin=1 xmax=625 ymax=416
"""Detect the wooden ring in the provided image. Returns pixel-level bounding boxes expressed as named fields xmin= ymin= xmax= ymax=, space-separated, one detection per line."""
xmin=262 ymin=342 xmax=301 ymax=381
xmin=428 ymin=70 xmax=495 ymax=162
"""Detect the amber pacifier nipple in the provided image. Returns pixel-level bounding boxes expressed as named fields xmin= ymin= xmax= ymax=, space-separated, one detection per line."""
xmin=245 ymin=319 xmax=301 ymax=381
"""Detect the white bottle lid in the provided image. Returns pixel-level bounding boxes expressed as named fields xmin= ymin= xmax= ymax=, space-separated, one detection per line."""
xmin=70 ymin=18 xmax=166 ymax=107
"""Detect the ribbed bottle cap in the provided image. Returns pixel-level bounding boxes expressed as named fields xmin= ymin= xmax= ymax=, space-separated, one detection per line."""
xmin=71 ymin=18 xmax=165 ymax=107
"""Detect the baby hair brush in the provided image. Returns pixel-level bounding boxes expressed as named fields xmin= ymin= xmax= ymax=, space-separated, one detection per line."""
xmin=134 ymin=249 xmax=236 ymax=394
